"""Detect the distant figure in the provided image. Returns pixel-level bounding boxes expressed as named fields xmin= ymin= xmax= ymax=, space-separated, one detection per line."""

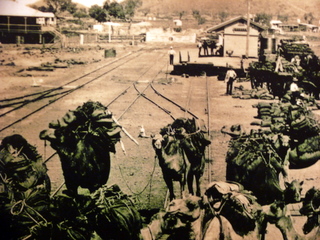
xmin=224 ymin=67 xmax=237 ymax=95
xmin=203 ymin=40 xmax=209 ymax=56
xmin=209 ymin=41 xmax=216 ymax=55
xmin=215 ymin=44 xmax=223 ymax=56
xmin=168 ymin=46 xmax=176 ymax=65
xmin=290 ymin=77 xmax=300 ymax=105
xmin=139 ymin=125 xmax=148 ymax=138
xmin=291 ymin=55 xmax=301 ymax=66
xmin=197 ymin=41 xmax=203 ymax=57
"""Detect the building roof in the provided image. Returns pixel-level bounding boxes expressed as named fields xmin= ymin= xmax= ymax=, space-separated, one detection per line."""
xmin=299 ymin=23 xmax=318 ymax=28
xmin=206 ymin=16 xmax=265 ymax=33
xmin=270 ymin=20 xmax=282 ymax=24
xmin=0 ymin=0 xmax=55 ymax=18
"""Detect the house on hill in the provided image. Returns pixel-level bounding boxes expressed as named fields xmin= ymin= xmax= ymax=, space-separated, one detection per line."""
xmin=206 ymin=16 xmax=265 ymax=58
xmin=0 ymin=0 xmax=57 ymax=44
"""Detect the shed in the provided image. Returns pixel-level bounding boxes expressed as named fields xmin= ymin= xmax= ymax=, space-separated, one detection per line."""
xmin=0 ymin=0 xmax=57 ymax=44
xmin=206 ymin=16 xmax=265 ymax=58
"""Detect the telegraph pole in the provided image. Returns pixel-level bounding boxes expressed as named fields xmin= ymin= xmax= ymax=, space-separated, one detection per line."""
xmin=246 ymin=0 xmax=251 ymax=58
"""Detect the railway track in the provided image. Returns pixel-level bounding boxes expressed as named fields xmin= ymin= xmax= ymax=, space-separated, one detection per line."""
xmin=1 ymin=47 xmax=213 ymax=212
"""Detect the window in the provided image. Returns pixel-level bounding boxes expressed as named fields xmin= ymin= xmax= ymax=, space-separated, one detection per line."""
xmin=233 ymin=28 xmax=247 ymax=32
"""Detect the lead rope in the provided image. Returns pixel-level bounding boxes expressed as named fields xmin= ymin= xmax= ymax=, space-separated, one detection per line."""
xmin=11 ymin=199 xmax=48 ymax=226
xmin=43 ymin=140 xmax=47 ymax=161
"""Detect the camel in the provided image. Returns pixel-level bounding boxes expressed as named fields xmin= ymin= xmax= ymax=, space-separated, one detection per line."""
xmin=140 ymin=211 xmax=168 ymax=240
xmin=300 ymin=187 xmax=320 ymax=237
xmin=40 ymin=101 xmax=121 ymax=196
xmin=152 ymin=134 xmax=188 ymax=200
xmin=271 ymin=133 xmax=320 ymax=169
xmin=172 ymin=117 xmax=211 ymax=197
xmin=222 ymin=125 xmax=304 ymax=205
xmin=165 ymin=195 xmax=205 ymax=240
xmin=163 ymin=193 xmax=262 ymax=240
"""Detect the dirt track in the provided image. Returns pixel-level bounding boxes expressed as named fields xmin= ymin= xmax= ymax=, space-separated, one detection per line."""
xmin=1 ymin=43 xmax=320 ymax=239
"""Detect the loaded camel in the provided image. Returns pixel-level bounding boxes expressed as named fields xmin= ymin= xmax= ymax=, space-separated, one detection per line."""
xmin=222 ymin=125 xmax=303 ymax=206
xmin=0 ymin=134 xmax=51 ymax=240
xmin=152 ymin=117 xmax=211 ymax=200
xmin=299 ymin=187 xmax=320 ymax=239
xmin=152 ymin=133 xmax=188 ymax=200
xmin=162 ymin=182 xmax=305 ymax=240
xmin=40 ymin=101 xmax=122 ymax=196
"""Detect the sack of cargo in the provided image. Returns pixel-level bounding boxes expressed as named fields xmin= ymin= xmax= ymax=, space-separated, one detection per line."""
xmin=297 ymin=135 xmax=320 ymax=154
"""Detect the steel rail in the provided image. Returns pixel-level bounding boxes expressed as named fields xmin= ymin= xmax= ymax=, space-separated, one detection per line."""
xmin=133 ymin=83 xmax=175 ymax=120
xmin=0 ymin=50 xmax=141 ymax=103
xmin=0 ymin=50 xmax=142 ymax=119
xmin=150 ymin=83 xmax=198 ymax=119
xmin=205 ymin=73 xmax=212 ymax=184
xmin=0 ymin=51 xmax=144 ymax=132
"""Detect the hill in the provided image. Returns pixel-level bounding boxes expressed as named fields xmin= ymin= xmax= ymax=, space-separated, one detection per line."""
xmin=139 ymin=0 xmax=320 ymax=22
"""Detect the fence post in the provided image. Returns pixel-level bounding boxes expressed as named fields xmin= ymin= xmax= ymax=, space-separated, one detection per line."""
xmin=80 ymin=34 xmax=84 ymax=45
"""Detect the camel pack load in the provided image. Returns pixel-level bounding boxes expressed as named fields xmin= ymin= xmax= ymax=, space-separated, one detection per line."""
xmin=0 ymin=134 xmax=51 ymax=239
xmin=40 ymin=100 xmax=122 ymax=196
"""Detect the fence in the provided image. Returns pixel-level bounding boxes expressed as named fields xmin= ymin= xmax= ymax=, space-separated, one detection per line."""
xmin=62 ymin=33 xmax=144 ymax=46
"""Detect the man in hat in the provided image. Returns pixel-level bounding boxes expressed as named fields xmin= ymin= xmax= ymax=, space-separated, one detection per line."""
xmin=290 ymin=77 xmax=300 ymax=104
xmin=224 ymin=66 xmax=237 ymax=95
xmin=168 ymin=46 xmax=176 ymax=65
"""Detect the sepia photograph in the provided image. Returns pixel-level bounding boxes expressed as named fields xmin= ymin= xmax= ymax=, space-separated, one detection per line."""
xmin=0 ymin=0 xmax=320 ymax=239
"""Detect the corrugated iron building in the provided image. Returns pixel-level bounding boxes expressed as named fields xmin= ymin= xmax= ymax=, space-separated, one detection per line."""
xmin=206 ymin=16 xmax=265 ymax=58
xmin=0 ymin=0 xmax=57 ymax=44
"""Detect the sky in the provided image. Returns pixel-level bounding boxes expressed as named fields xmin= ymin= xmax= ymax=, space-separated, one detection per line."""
xmin=14 ymin=0 xmax=109 ymax=7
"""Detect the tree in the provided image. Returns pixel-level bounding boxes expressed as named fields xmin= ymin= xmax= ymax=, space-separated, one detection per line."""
xmin=89 ymin=5 xmax=108 ymax=23
xmin=123 ymin=0 xmax=142 ymax=19
xmin=254 ymin=13 xmax=272 ymax=26
xmin=45 ymin=0 xmax=76 ymax=15
xmin=106 ymin=2 xmax=125 ymax=19
xmin=63 ymin=2 xmax=77 ymax=14
xmin=73 ymin=8 xmax=88 ymax=20
xmin=178 ymin=11 xmax=185 ymax=20
xmin=303 ymin=12 xmax=314 ymax=24
xmin=139 ymin=8 xmax=150 ymax=17
xmin=218 ymin=11 xmax=229 ymax=23
xmin=192 ymin=10 xmax=206 ymax=25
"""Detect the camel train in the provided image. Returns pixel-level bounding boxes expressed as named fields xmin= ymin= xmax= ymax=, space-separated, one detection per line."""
xmin=1 ymin=99 xmax=320 ymax=239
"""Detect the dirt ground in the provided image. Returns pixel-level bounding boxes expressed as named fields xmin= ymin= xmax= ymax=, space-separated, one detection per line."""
xmin=1 ymin=41 xmax=320 ymax=239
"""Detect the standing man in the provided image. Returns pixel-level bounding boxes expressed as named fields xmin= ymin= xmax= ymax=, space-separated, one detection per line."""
xmin=290 ymin=77 xmax=300 ymax=104
xmin=168 ymin=46 xmax=176 ymax=65
xmin=203 ymin=40 xmax=209 ymax=56
xmin=197 ymin=40 xmax=202 ymax=57
xmin=224 ymin=67 xmax=237 ymax=95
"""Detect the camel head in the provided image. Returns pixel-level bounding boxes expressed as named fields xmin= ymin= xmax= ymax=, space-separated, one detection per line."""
xmin=165 ymin=195 xmax=203 ymax=226
xmin=284 ymin=180 xmax=304 ymax=203
xmin=300 ymin=187 xmax=320 ymax=234
xmin=271 ymin=134 xmax=290 ymax=148
xmin=151 ymin=134 xmax=164 ymax=150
